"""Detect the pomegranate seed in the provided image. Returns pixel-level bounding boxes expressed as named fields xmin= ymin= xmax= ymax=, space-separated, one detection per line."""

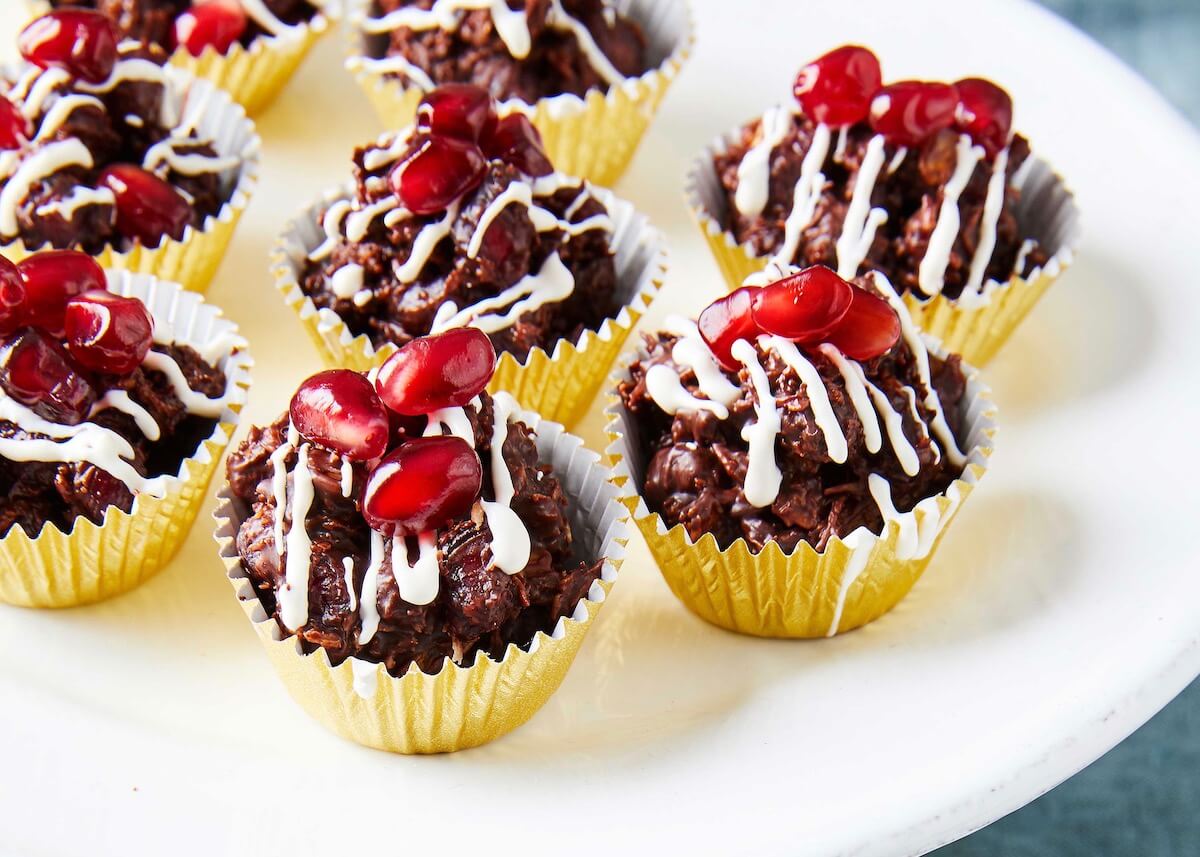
xmin=0 ymin=256 xmax=25 ymax=336
xmin=64 ymin=290 xmax=154 ymax=375
xmin=416 ymin=84 xmax=498 ymax=143
xmin=392 ymin=136 xmax=487 ymax=215
xmin=0 ymin=97 xmax=30 ymax=150
xmin=824 ymin=285 xmax=901 ymax=360
xmin=870 ymin=81 xmax=959 ymax=148
xmin=481 ymin=114 xmax=553 ymax=177
xmin=793 ymin=45 xmax=883 ymax=127
xmin=172 ymin=1 xmax=248 ymax=57
xmin=0 ymin=328 xmax=95 ymax=424
xmin=375 ymin=328 xmax=496 ymax=416
xmin=361 ymin=436 xmax=483 ymax=536
xmin=16 ymin=250 xmax=106 ymax=337
xmin=99 ymin=164 xmax=192 ymax=246
xmin=750 ymin=266 xmax=854 ymax=343
xmin=18 ymin=10 xmax=119 ymax=85
xmin=290 ymin=369 xmax=390 ymax=461
xmin=698 ymin=286 xmax=763 ymax=372
xmin=954 ymin=77 xmax=1013 ymax=158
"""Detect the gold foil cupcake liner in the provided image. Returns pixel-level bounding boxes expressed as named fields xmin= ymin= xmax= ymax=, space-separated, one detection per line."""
xmin=604 ymin=340 xmax=996 ymax=638
xmin=0 ymin=66 xmax=261 ymax=294
xmin=24 ymin=0 xmax=338 ymax=115
xmin=345 ymin=0 xmax=694 ymax=186
xmin=685 ymin=131 xmax=1081 ymax=366
xmin=0 ymin=272 xmax=253 ymax=609
xmin=272 ymin=180 xmax=667 ymax=428
xmin=213 ymin=404 xmax=630 ymax=753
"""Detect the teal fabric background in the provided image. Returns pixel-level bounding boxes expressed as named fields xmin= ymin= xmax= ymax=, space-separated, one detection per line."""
xmin=938 ymin=1 xmax=1198 ymax=853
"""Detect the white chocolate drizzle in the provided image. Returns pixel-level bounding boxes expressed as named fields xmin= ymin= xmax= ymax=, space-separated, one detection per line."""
xmin=35 ymin=186 xmax=114 ymax=221
xmin=0 ymin=139 xmax=93 ymax=236
xmin=734 ymin=106 xmax=794 ymax=218
xmin=731 ymin=339 xmax=782 ymax=509
xmin=770 ymin=123 xmax=832 ymax=269
xmin=963 ymin=147 xmax=1010 ymax=298
xmin=429 ymin=252 xmax=575 ymax=334
xmin=480 ymin=392 xmax=531 ymax=574
xmin=391 ymin=531 xmax=440 ymax=605
xmin=835 ymin=134 xmax=889 ymax=279
xmin=917 ymin=135 xmax=985 ymax=296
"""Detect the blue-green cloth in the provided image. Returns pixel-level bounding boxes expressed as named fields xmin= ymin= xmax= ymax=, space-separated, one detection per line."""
xmin=938 ymin=2 xmax=1198 ymax=853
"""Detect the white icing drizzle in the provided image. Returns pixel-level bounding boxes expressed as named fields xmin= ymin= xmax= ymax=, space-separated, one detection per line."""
xmin=545 ymin=0 xmax=626 ymax=85
xmin=363 ymin=131 xmax=414 ymax=172
xmin=770 ymin=122 xmax=832 ymax=268
xmin=734 ymin=106 xmax=793 ymax=218
xmin=429 ymin=252 xmax=575 ymax=334
xmin=269 ymin=424 xmax=299 ymax=559
xmin=917 ymin=134 xmax=985 ymax=297
xmin=350 ymin=658 xmax=377 ymax=698
xmin=309 ymin=200 xmax=353 ymax=262
xmin=89 ymin=390 xmax=160 ymax=441
xmin=346 ymin=197 xmax=399 ymax=243
xmin=395 ymin=203 xmax=458 ymax=282
xmin=33 ymin=94 xmax=104 ymax=142
xmin=827 ymin=529 xmax=874 ymax=637
xmin=342 ymin=556 xmax=358 ymax=610
xmin=833 ymin=126 xmax=849 ymax=163
xmin=0 ymin=139 xmax=93 ymax=236
xmin=818 ymin=344 xmax=881 ymax=454
xmin=19 ymin=68 xmax=72 ymax=121
xmin=340 ymin=457 xmax=354 ymax=497
xmin=356 ymin=530 xmax=386 ymax=644
xmin=480 ymin=392 xmax=531 ymax=574
xmin=857 ymin=370 xmax=919 ymax=477
xmin=768 ymin=336 xmax=847 ymax=464
xmin=141 ymin=350 xmax=239 ymax=418
xmin=644 ymin=364 xmax=730 ymax=419
xmin=868 ymin=473 xmax=960 ymax=561
xmin=77 ymin=58 xmax=176 ymax=126
xmin=348 ymin=55 xmax=436 ymax=91
xmin=963 ymin=146 xmax=1011 ymax=297
xmin=731 ymin=339 xmax=782 ymax=509
xmin=330 ymin=263 xmax=364 ymax=299
xmin=886 ymin=147 xmax=908 ymax=175
xmin=35 ymin=185 xmax=114 ymax=221
xmin=671 ymin=336 xmax=740 ymax=408
xmin=391 ymin=531 xmax=440 ymax=605
xmin=1013 ymin=238 xmax=1036 ymax=276
xmin=125 ymin=114 xmax=144 ymax=128
xmin=277 ymin=443 xmax=316 ymax=631
xmin=424 ymin=405 xmax=475 ymax=444
xmin=143 ymin=138 xmax=241 ymax=176
xmin=240 ymin=0 xmax=304 ymax=37
xmin=835 ymin=134 xmax=889 ymax=279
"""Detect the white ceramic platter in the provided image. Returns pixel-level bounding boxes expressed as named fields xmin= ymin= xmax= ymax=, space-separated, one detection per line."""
xmin=1 ymin=1 xmax=1198 ymax=854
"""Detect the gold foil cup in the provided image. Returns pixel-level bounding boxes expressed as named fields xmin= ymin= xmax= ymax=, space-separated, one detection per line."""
xmin=272 ymin=180 xmax=666 ymax=428
xmin=213 ymin=405 xmax=630 ymax=753
xmin=685 ymin=130 xmax=1081 ymax=366
xmin=604 ymin=340 xmax=996 ymax=638
xmin=345 ymin=0 xmax=694 ymax=186
xmin=0 ymin=66 xmax=261 ymax=293
xmin=24 ymin=0 xmax=338 ymax=115
xmin=0 ymin=272 xmax=253 ymax=609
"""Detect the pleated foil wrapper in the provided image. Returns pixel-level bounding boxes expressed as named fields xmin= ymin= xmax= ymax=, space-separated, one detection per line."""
xmin=344 ymin=0 xmax=694 ymax=186
xmin=604 ymin=339 xmax=997 ymax=638
xmin=0 ymin=271 xmax=253 ymax=608
xmin=0 ymin=62 xmax=261 ymax=293
xmin=685 ymin=129 xmax=1081 ymax=366
xmin=24 ymin=0 xmax=339 ymax=115
xmin=213 ymin=405 xmax=630 ymax=753
xmin=272 ymin=180 xmax=667 ymax=428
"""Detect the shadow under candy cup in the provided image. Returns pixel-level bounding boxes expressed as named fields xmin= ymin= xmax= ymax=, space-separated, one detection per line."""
xmin=685 ymin=133 xmax=1080 ymax=367
xmin=272 ymin=182 xmax=667 ymax=429
xmin=0 ymin=272 xmax=253 ymax=609
xmin=345 ymin=0 xmax=694 ymax=186
xmin=0 ymin=67 xmax=261 ymax=293
xmin=213 ymin=407 xmax=630 ymax=754
xmin=24 ymin=0 xmax=339 ymax=116
xmin=603 ymin=341 xmax=997 ymax=639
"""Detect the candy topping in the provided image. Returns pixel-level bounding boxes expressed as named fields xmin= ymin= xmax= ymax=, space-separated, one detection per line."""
xmin=869 ymin=80 xmax=960 ymax=148
xmin=64 ymin=290 xmax=154 ymax=375
xmin=18 ymin=10 xmax=119 ymax=85
xmin=99 ymin=164 xmax=193 ymax=247
xmin=290 ymin=369 xmax=391 ymax=461
xmin=697 ymin=286 xmax=763 ymax=371
xmin=0 ymin=97 xmax=31 ymax=151
xmin=0 ymin=328 xmax=95 ymax=425
xmin=822 ymin=283 xmax=902 ymax=360
xmin=0 ymin=257 xmax=26 ymax=336
xmin=375 ymin=327 xmax=497 ymax=416
xmin=361 ymin=436 xmax=483 ymax=536
xmin=173 ymin=1 xmax=249 ymax=58
xmin=954 ymin=77 xmax=1014 ymax=158
xmin=482 ymin=114 xmax=553 ymax=177
xmin=16 ymin=250 xmax=106 ymax=337
xmin=793 ymin=45 xmax=882 ymax=127
xmin=751 ymin=265 xmax=853 ymax=343
xmin=416 ymin=83 xmax=498 ymax=144
xmin=392 ymin=136 xmax=487 ymax=215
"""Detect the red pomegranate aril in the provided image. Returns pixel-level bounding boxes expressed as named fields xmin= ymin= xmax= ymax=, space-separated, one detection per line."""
xmin=172 ymin=1 xmax=248 ymax=57
xmin=1 ymin=328 xmax=95 ymax=424
xmin=361 ymin=436 xmax=483 ymax=536
xmin=698 ymin=286 xmax=763 ymax=371
xmin=793 ymin=45 xmax=883 ymax=127
xmin=751 ymin=265 xmax=854 ymax=343
xmin=375 ymin=328 xmax=497 ymax=416
xmin=0 ymin=97 xmax=30 ymax=150
xmin=869 ymin=81 xmax=959 ymax=148
xmin=99 ymin=164 xmax=192 ymax=246
xmin=19 ymin=10 xmax=119 ymax=85
xmin=290 ymin=369 xmax=390 ymax=461
xmin=17 ymin=250 xmax=106 ymax=336
xmin=824 ymin=285 xmax=902 ymax=361
xmin=416 ymin=84 xmax=498 ymax=143
xmin=392 ymin=137 xmax=487 ymax=215
xmin=0 ymin=256 xmax=25 ymax=336
xmin=482 ymin=113 xmax=553 ymax=177
xmin=954 ymin=77 xmax=1013 ymax=158
xmin=64 ymin=290 xmax=154 ymax=375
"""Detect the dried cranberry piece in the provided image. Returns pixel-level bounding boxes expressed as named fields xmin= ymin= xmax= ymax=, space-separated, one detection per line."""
xmin=289 ymin=369 xmax=391 ymax=461
xmin=793 ymin=45 xmax=883 ymax=127
xmin=698 ymin=286 xmax=763 ymax=371
xmin=416 ymin=84 xmax=498 ymax=143
xmin=99 ymin=164 xmax=192 ymax=247
xmin=17 ymin=250 xmax=106 ymax=337
xmin=391 ymin=136 xmax=487 ymax=215
xmin=18 ymin=10 xmax=119 ymax=85
xmin=0 ymin=97 xmax=30 ymax=151
xmin=954 ymin=77 xmax=1013 ymax=158
xmin=481 ymin=114 xmax=553 ymax=177
xmin=375 ymin=328 xmax=497 ymax=416
xmin=64 ymin=290 xmax=154 ymax=375
xmin=1 ymin=328 xmax=95 ymax=424
xmin=0 ymin=256 xmax=25 ymax=336
xmin=869 ymin=81 xmax=959 ymax=148
xmin=824 ymin=285 xmax=902 ymax=361
xmin=172 ymin=1 xmax=248 ymax=57
xmin=750 ymin=266 xmax=854 ymax=343
xmin=361 ymin=436 xmax=483 ymax=536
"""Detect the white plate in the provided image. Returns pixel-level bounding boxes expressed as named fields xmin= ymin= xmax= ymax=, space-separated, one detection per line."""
xmin=1 ymin=1 xmax=1198 ymax=855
